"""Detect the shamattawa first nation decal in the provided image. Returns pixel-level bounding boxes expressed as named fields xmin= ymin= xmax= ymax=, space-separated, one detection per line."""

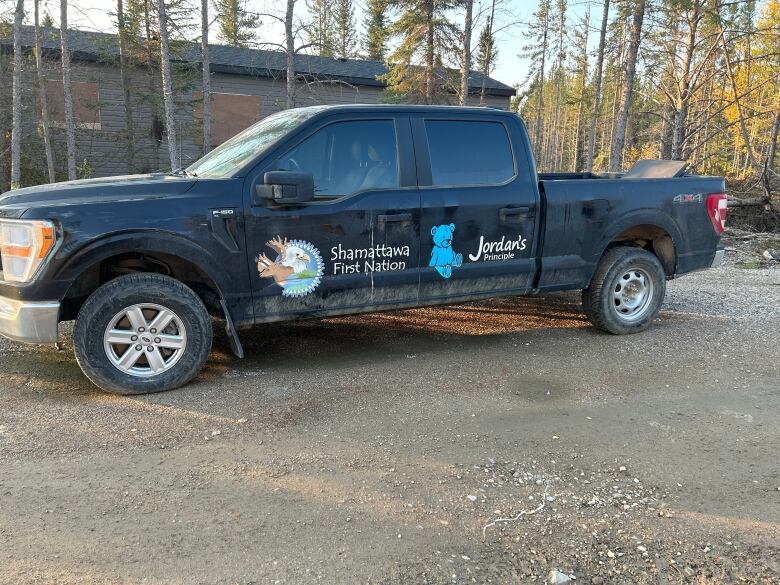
xmin=256 ymin=236 xmax=324 ymax=297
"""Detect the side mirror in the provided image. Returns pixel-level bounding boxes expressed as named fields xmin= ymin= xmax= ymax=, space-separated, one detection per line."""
xmin=255 ymin=171 xmax=315 ymax=206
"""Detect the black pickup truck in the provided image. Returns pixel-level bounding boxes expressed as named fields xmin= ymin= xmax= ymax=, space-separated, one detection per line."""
xmin=0 ymin=105 xmax=727 ymax=394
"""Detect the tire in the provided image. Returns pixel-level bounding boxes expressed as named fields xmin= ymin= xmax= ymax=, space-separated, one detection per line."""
xmin=73 ymin=273 xmax=213 ymax=395
xmin=582 ymin=246 xmax=667 ymax=335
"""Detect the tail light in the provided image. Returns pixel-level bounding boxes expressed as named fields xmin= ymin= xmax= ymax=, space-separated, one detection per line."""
xmin=706 ymin=193 xmax=727 ymax=235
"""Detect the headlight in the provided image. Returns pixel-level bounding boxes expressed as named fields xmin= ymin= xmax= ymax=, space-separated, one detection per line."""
xmin=0 ymin=219 xmax=57 ymax=283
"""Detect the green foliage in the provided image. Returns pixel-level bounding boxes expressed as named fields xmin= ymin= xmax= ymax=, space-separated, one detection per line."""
xmin=475 ymin=18 xmax=497 ymax=77
xmin=383 ymin=0 xmax=464 ymax=104
xmin=333 ymin=0 xmax=357 ymax=58
xmin=215 ymin=0 xmax=259 ymax=48
xmin=307 ymin=0 xmax=336 ymax=56
xmin=363 ymin=0 xmax=388 ymax=61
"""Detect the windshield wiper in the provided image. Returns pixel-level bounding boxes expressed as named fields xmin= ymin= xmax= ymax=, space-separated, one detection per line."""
xmin=170 ymin=168 xmax=197 ymax=177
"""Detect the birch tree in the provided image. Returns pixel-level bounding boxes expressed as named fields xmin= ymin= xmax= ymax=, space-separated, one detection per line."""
xmin=60 ymin=0 xmax=77 ymax=180
xmin=609 ymin=0 xmax=644 ymax=172
xmin=157 ymin=0 xmax=179 ymax=168
xmin=285 ymin=0 xmax=296 ymax=108
xmin=571 ymin=7 xmax=589 ymax=171
xmin=201 ymin=0 xmax=211 ymax=153
xmin=116 ymin=0 xmax=136 ymax=172
xmin=585 ymin=0 xmax=609 ymax=172
xmin=458 ymin=0 xmax=473 ymax=105
xmin=10 ymin=0 xmax=24 ymax=190
xmin=520 ymin=0 xmax=550 ymax=155
xmin=34 ymin=0 xmax=56 ymax=182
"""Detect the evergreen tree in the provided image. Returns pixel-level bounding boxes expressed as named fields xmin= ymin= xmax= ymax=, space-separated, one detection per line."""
xmin=363 ymin=0 xmax=387 ymax=61
xmin=475 ymin=18 xmax=496 ymax=78
xmin=215 ymin=0 xmax=259 ymax=48
xmin=306 ymin=0 xmax=335 ymax=56
xmin=384 ymin=0 xmax=464 ymax=104
xmin=519 ymin=0 xmax=551 ymax=154
xmin=333 ymin=0 xmax=357 ymax=58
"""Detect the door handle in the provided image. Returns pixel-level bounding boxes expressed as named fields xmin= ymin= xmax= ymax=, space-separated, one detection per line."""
xmin=377 ymin=213 xmax=413 ymax=224
xmin=499 ymin=206 xmax=531 ymax=222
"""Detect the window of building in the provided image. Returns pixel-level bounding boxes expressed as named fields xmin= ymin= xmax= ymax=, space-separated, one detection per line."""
xmin=424 ymin=120 xmax=515 ymax=186
xmin=193 ymin=92 xmax=262 ymax=146
xmin=275 ymin=120 xmax=399 ymax=199
xmin=45 ymin=80 xmax=101 ymax=129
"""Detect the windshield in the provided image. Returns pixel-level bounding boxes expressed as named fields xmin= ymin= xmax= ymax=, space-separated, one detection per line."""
xmin=185 ymin=107 xmax=325 ymax=178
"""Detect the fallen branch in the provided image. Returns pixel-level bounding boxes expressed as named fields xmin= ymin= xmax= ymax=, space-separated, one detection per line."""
xmin=482 ymin=480 xmax=550 ymax=540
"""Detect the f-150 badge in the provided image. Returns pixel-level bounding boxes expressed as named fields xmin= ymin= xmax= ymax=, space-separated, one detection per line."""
xmin=256 ymin=237 xmax=324 ymax=297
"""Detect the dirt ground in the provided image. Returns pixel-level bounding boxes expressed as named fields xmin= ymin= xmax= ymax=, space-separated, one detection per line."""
xmin=1 ymin=233 xmax=778 ymax=585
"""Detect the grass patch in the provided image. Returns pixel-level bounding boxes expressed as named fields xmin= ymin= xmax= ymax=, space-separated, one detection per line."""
xmin=735 ymin=260 xmax=762 ymax=269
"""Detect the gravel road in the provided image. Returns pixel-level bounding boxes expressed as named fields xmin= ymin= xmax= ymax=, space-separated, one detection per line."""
xmin=1 ymin=240 xmax=778 ymax=584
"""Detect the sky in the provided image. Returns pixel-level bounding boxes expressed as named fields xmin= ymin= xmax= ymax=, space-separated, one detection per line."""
xmin=25 ymin=0 xmax=593 ymax=90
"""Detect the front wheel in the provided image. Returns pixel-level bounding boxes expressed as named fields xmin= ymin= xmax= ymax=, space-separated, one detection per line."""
xmin=73 ymin=273 xmax=213 ymax=394
xmin=582 ymin=247 xmax=667 ymax=335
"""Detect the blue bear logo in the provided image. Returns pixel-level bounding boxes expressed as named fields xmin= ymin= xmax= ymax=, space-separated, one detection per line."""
xmin=429 ymin=223 xmax=463 ymax=279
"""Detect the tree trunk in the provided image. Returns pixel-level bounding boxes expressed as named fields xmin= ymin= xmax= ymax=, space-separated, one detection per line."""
xmin=157 ymin=0 xmax=179 ymax=169
xmin=60 ymin=0 xmax=77 ymax=180
xmin=10 ymin=0 xmax=24 ymax=190
xmin=425 ymin=0 xmax=434 ymax=104
xmin=479 ymin=0 xmax=496 ymax=104
xmin=720 ymin=31 xmax=759 ymax=170
xmin=285 ymin=0 xmax=295 ymax=108
xmin=116 ymin=0 xmax=136 ymax=172
xmin=34 ymin=0 xmax=56 ymax=183
xmin=201 ymin=0 xmax=212 ymax=153
xmin=767 ymin=90 xmax=780 ymax=172
xmin=609 ymin=0 xmax=644 ymax=173
xmin=533 ymin=9 xmax=548 ymax=157
xmin=572 ymin=7 xmax=589 ymax=172
xmin=585 ymin=0 xmax=608 ymax=172
xmin=670 ymin=4 xmax=699 ymax=160
xmin=459 ymin=0 xmax=473 ymax=105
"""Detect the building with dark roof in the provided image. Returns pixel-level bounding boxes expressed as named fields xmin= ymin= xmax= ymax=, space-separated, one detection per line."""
xmin=0 ymin=27 xmax=515 ymax=178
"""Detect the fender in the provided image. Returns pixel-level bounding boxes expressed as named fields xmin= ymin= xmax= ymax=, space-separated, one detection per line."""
xmin=589 ymin=209 xmax=684 ymax=267
xmin=53 ymin=230 xmax=231 ymax=298
xmin=53 ymin=230 xmax=247 ymax=358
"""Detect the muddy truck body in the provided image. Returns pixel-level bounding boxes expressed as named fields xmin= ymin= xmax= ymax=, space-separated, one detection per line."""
xmin=0 ymin=105 xmax=727 ymax=393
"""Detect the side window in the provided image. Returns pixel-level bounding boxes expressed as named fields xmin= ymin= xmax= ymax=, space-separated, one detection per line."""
xmin=425 ymin=120 xmax=515 ymax=186
xmin=276 ymin=120 xmax=399 ymax=199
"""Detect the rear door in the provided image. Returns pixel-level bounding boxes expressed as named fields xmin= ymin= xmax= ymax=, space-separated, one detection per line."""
xmin=413 ymin=113 xmax=539 ymax=301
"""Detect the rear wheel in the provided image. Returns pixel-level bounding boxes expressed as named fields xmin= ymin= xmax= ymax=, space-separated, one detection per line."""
xmin=582 ymin=247 xmax=666 ymax=334
xmin=74 ymin=273 xmax=212 ymax=394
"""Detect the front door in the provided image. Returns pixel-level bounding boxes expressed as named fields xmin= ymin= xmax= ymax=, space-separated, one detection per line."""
xmin=244 ymin=115 xmax=421 ymax=321
xmin=413 ymin=114 xmax=540 ymax=302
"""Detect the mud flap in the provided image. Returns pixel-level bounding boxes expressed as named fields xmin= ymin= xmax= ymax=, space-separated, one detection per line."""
xmin=219 ymin=299 xmax=244 ymax=359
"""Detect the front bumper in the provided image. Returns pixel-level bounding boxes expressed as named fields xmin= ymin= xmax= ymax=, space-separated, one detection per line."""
xmin=711 ymin=248 xmax=725 ymax=267
xmin=0 ymin=296 xmax=60 ymax=343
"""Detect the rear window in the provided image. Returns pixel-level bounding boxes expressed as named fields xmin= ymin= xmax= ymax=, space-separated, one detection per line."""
xmin=425 ymin=120 xmax=515 ymax=186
